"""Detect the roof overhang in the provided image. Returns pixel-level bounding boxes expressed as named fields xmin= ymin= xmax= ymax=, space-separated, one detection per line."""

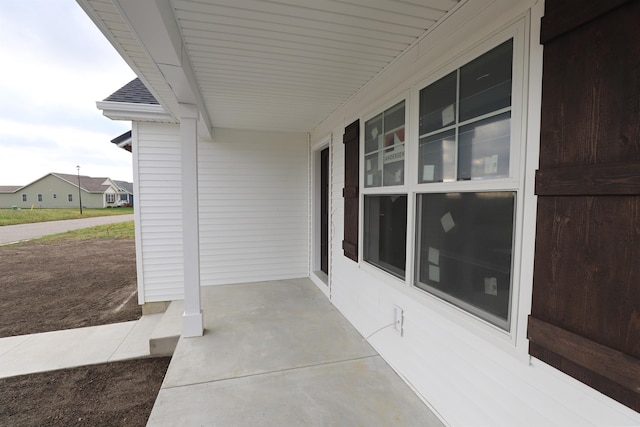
xmin=97 ymin=100 xmax=175 ymax=122
xmin=111 ymin=130 xmax=133 ymax=152
xmin=78 ymin=0 xmax=464 ymax=134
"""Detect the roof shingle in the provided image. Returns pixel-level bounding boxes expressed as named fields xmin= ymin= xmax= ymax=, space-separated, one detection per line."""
xmin=103 ymin=78 xmax=159 ymax=105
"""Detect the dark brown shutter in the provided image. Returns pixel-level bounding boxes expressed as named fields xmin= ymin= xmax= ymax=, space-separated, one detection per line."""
xmin=342 ymin=120 xmax=359 ymax=261
xmin=529 ymin=0 xmax=640 ymax=412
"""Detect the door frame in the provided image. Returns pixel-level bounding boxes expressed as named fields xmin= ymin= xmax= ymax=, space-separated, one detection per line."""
xmin=310 ymin=135 xmax=331 ymax=297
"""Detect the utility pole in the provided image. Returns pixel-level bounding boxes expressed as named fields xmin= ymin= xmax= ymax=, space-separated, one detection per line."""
xmin=76 ymin=165 xmax=83 ymax=214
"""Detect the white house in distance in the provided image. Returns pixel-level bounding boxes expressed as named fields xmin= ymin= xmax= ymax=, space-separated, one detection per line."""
xmin=79 ymin=0 xmax=640 ymax=425
xmin=0 ymin=172 xmax=131 ymax=209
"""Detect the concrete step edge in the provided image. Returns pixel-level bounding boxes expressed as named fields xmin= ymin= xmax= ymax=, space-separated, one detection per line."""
xmin=149 ymin=300 xmax=183 ymax=357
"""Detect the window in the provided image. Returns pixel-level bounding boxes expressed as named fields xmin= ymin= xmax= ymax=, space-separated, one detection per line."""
xmin=415 ymin=39 xmax=517 ymax=330
xmin=415 ymin=192 xmax=515 ymax=329
xmin=22 ymin=194 xmax=27 ymax=202
xmin=68 ymin=194 xmax=73 ymax=202
xmin=361 ymin=100 xmax=408 ymax=277
xmin=364 ymin=195 xmax=407 ymax=279
xmin=120 ymin=194 xmax=128 ymax=201
xmin=418 ymin=39 xmax=513 ymax=183
xmin=52 ymin=193 xmax=57 ymax=199
xmin=364 ymin=101 xmax=405 ymax=187
xmin=106 ymin=194 xmax=115 ymax=203
xmin=37 ymin=194 xmax=42 ymax=202
xmin=355 ymin=36 xmax=521 ymax=330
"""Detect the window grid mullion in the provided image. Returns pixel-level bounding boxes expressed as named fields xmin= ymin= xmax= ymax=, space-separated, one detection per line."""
xmin=454 ymin=69 xmax=461 ymax=182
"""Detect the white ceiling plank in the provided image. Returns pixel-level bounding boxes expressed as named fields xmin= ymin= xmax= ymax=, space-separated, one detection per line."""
xmin=341 ymin=0 xmax=458 ymax=15
xmin=181 ymin=27 xmax=402 ymax=58
xmin=186 ymin=45 xmax=384 ymax=73
xmin=180 ymin=18 xmax=409 ymax=52
xmin=190 ymin=55 xmax=376 ymax=81
xmin=184 ymin=34 xmax=396 ymax=65
xmin=186 ymin=0 xmax=440 ymax=28
xmin=196 ymin=71 xmax=364 ymax=93
xmin=173 ymin=10 xmax=417 ymax=47
xmin=194 ymin=64 xmax=370 ymax=88
xmin=173 ymin=0 xmax=432 ymax=34
xmin=397 ymin=0 xmax=459 ymax=11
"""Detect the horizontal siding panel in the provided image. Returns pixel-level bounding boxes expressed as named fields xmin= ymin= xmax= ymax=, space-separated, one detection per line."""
xmin=200 ymin=248 xmax=308 ymax=258
xmin=199 ymin=229 xmax=307 ymax=239
xmin=201 ymin=270 xmax=307 ymax=284
xmin=138 ymin=224 xmax=181 ymax=233
xmin=137 ymin=122 xmax=184 ymax=302
xmin=197 ymin=129 xmax=308 ymax=285
xmin=140 ymin=262 xmax=183 ymax=271
xmin=200 ymin=255 xmax=308 ymax=269
xmin=145 ymin=291 xmax=183 ymax=302
xmin=143 ymin=271 xmax=184 ymax=281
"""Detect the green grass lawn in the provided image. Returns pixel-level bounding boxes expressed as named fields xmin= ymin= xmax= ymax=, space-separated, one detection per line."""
xmin=0 ymin=207 xmax=133 ymax=226
xmin=33 ymin=221 xmax=135 ymax=242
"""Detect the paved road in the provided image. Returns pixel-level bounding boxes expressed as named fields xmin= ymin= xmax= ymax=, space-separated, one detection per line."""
xmin=0 ymin=214 xmax=134 ymax=245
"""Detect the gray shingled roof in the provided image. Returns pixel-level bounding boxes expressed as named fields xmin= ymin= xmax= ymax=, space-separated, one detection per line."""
xmin=114 ymin=180 xmax=134 ymax=194
xmin=103 ymin=78 xmax=159 ymax=104
xmin=53 ymin=173 xmax=112 ymax=193
xmin=0 ymin=186 xmax=21 ymax=193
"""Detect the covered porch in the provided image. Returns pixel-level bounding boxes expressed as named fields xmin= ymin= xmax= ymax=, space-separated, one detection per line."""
xmin=147 ymin=278 xmax=443 ymax=426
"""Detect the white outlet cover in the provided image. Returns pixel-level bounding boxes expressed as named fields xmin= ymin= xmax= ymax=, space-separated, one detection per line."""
xmin=393 ymin=306 xmax=404 ymax=335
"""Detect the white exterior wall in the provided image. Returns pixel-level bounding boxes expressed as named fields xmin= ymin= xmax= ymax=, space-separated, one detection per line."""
xmin=135 ymin=122 xmax=185 ymax=302
xmin=312 ymin=0 xmax=640 ymax=425
xmin=198 ymin=128 xmax=309 ymax=285
xmin=135 ymin=123 xmax=309 ymax=302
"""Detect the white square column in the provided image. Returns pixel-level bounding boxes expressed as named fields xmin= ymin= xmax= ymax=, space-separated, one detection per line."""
xmin=179 ymin=103 xmax=204 ymax=337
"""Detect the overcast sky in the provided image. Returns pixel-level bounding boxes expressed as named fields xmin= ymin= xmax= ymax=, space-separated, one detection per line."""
xmin=0 ymin=0 xmax=137 ymax=185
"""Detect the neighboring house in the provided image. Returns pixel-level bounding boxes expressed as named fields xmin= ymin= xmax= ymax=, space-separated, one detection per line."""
xmin=79 ymin=0 xmax=640 ymax=425
xmin=114 ymin=180 xmax=134 ymax=206
xmin=0 ymin=173 xmax=131 ymax=209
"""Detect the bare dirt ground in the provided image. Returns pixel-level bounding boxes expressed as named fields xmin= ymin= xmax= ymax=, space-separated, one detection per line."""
xmin=0 ymin=238 xmax=170 ymax=426
xmin=0 ymin=239 xmax=140 ymax=337
xmin=0 ymin=357 xmax=171 ymax=426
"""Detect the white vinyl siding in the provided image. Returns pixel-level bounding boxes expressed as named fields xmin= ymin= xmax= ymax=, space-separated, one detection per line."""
xmin=136 ymin=122 xmax=184 ymax=302
xmin=314 ymin=2 xmax=640 ymax=425
xmin=135 ymin=124 xmax=309 ymax=301
xmin=198 ymin=128 xmax=309 ymax=285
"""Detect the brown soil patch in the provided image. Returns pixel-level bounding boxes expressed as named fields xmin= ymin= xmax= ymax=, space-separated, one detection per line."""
xmin=0 ymin=357 xmax=171 ymax=426
xmin=0 ymin=238 xmax=168 ymax=425
xmin=0 ymin=239 xmax=141 ymax=337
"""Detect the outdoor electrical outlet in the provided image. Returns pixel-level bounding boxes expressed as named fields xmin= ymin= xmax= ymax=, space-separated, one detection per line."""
xmin=393 ymin=305 xmax=404 ymax=336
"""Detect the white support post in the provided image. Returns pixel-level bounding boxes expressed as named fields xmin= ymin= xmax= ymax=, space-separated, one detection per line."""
xmin=179 ymin=103 xmax=204 ymax=337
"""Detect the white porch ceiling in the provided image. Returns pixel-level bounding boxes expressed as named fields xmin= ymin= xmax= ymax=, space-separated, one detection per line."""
xmin=80 ymin=0 xmax=460 ymax=133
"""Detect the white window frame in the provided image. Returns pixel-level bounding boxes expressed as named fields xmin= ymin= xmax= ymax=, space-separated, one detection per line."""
xmin=357 ymin=21 xmax=529 ymax=341
xmin=359 ymin=91 xmax=411 ymax=283
xmin=409 ymin=24 xmax=528 ymax=337
xmin=106 ymin=193 xmax=115 ymax=204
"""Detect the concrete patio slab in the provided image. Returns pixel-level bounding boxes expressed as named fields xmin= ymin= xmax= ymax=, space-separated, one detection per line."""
xmin=149 ymin=356 xmax=442 ymax=427
xmin=148 ymin=278 xmax=444 ymax=426
xmin=162 ymin=278 xmax=377 ymax=389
